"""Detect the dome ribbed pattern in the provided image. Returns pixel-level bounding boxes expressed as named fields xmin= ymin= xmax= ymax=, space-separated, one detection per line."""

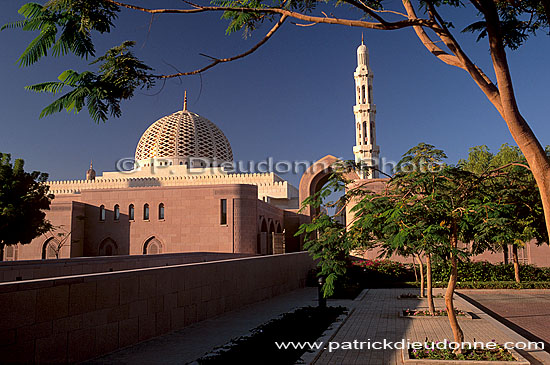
xmin=135 ymin=110 xmax=233 ymax=162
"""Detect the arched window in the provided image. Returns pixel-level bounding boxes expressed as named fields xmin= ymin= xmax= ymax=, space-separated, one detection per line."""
xmin=143 ymin=237 xmax=162 ymax=255
xmin=129 ymin=204 xmax=135 ymax=220
xmin=361 ymin=85 xmax=366 ymax=104
xmin=99 ymin=205 xmax=106 ymax=221
xmin=158 ymin=203 xmax=165 ymax=220
xmin=143 ymin=203 xmax=150 ymax=220
xmin=42 ymin=238 xmax=57 ymax=259
xmin=4 ymin=245 xmax=18 ymax=261
xmin=114 ymin=204 xmax=120 ymax=221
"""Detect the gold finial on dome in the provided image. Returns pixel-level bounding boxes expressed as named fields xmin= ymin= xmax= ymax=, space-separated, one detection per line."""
xmin=362 ymin=32 xmax=364 ymax=45
xmin=183 ymin=90 xmax=188 ymax=111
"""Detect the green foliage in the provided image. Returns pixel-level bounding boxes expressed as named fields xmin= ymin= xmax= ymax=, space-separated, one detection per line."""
xmin=1 ymin=1 xmax=118 ymax=66
xmin=429 ymin=260 xmax=550 ymax=282
xmin=24 ymin=41 xmax=154 ymax=122
xmin=2 ymin=1 xmax=156 ymax=122
xmin=405 ymin=280 xmax=550 ymax=289
xmin=296 ymin=169 xmax=357 ymax=297
xmin=0 ymin=153 xmax=53 ymax=258
xmin=460 ymin=144 xmax=547 ymax=259
xmin=461 ymin=0 xmax=548 ymax=50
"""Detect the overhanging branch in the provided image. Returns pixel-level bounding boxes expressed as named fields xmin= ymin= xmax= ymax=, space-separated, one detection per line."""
xmin=154 ymin=15 xmax=288 ymax=78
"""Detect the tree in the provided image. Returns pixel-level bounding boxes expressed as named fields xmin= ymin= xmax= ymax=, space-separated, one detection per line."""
xmin=3 ymin=0 xmax=550 ymax=242
xmin=42 ymin=216 xmax=84 ymax=259
xmin=0 ymin=153 xmax=53 ymax=261
xmin=461 ymin=144 xmax=547 ymax=282
xmin=299 ymin=143 xmax=489 ymax=349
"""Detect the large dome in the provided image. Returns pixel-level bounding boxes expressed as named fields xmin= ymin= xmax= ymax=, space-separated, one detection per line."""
xmin=135 ymin=110 xmax=233 ymax=167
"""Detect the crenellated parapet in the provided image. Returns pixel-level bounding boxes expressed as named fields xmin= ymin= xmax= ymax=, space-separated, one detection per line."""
xmin=47 ymin=171 xmax=298 ymax=207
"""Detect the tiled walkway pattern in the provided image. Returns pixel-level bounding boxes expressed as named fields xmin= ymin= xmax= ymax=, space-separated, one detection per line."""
xmin=315 ymin=288 xmax=550 ymax=365
xmin=459 ymin=289 xmax=550 ymax=345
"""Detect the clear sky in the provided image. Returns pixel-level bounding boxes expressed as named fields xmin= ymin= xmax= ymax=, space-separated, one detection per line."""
xmin=1 ymin=1 xmax=549 ymax=188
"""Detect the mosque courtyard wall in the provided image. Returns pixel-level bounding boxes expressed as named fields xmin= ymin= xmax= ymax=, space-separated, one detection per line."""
xmin=10 ymin=184 xmax=293 ymax=262
xmin=0 ymin=252 xmax=315 ymax=363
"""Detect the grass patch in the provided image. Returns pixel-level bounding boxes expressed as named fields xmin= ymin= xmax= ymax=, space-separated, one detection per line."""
xmin=196 ymin=306 xmax=347 ymax=364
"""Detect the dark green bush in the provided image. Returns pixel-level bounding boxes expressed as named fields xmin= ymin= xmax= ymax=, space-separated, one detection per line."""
xmin=430 ymin=260 xmax=550 ymax=282
xmin=404 ymin=281 xmax=550 ymax=289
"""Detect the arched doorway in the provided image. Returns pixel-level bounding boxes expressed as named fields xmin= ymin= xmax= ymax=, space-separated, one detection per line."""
xmin=257 ymin=218 xmax=268 ymax=255
xmin=143 ymin=236 xmax=163 ymax=255
xmin=98 ymin=238 xmax=118 ymax=256
xmin=42 ymin=238 xmax=58 ymax=259
xmin=298 ymin=155 xmax=359 ymax=218
xmin=267 ymin=220 xmax=276 ymax=255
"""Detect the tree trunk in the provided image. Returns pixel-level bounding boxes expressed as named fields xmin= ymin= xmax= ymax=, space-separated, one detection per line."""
xmin=415 ymin=254 xmax=425 ymax=297
xmin=512 ymin=245 xmax=521 ymax=283
xmin=503 ymin=244 xmax=509 ymax=265
xmin=482 ymin=3 xmax=550 ymax=244
xmin=426 ymin=253 xmax=435 ymax=316
xmin=412 ymin=257 xmax=418 ymax=282
xmin=446 ymin=222 xmax=464 ymax=352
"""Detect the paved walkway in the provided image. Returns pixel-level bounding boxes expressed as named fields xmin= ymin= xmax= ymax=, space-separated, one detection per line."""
xmin=85 ymin=288 xmax=320 ymax=364
xmin=315 ymin=288 xmax=550 ymax=365
xmin=86 ymin=287 xmax=550 ymax=365
xmin=458 ymin=289 xmax=550 ymax=347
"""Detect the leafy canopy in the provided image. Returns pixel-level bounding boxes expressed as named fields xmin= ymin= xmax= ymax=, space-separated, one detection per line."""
xmin=0 ymin=153 xmax=53 ymax=251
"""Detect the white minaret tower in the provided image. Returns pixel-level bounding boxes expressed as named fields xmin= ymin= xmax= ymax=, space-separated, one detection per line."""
xmin=352 ymin=35 xmax=380 ymax=179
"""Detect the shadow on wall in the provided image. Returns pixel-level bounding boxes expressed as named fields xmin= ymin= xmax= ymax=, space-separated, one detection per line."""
xmin=83 ymin=204 xmax=131 ymax=256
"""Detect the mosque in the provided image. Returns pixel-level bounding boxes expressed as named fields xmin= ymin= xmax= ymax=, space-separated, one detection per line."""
xmin=4 ymin=39 xmax=549 ymax=267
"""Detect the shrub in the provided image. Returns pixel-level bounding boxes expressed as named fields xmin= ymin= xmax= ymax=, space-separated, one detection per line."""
xmin=430 ymin=260 xmax=550 ymax=282
xmin=404 ymin=281 xmax=550 ymax=289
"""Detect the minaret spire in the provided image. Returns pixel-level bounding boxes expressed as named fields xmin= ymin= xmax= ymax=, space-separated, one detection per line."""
xmin=352 ymin=38 xmax=380 ymax=179
xmin=183 ymin=90 xmax=188 ymax=111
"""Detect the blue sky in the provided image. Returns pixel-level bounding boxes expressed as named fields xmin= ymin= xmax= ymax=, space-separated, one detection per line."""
xmin=1 ymin=1 xmax=549 ymax=187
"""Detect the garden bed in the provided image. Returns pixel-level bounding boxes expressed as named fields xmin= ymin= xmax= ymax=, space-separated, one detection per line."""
xmin=398 ymin=293 xmax=444 ymax=299
xmin=400 ymin=308 xmax=474 ymax=319
xmin=402 ymin=346 xmax=529 ymax=364
xmin=194 ymin=306 xmax=347 ymax=364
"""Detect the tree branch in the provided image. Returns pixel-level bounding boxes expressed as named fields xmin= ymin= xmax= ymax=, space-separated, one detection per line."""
xmin=403 ymin=0 xmax=503 ymax=115
xmin=154 ymin=15 xmax=288 ymax=77
xmin=106 ymin=0 xmax=436 ymax=31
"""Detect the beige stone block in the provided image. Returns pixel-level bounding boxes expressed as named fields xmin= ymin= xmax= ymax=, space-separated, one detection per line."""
xmin=69 ymin=281 xmax=96 ymax=316
xmin=95 ymin=322 xmax=119 ymax=356
xmin=118 ymin=317 xmax=139 ymax=348
xmin=128 ymin=299 xmax=147 ymax=318
xmin=155 ymin=311 xmax=171 ymax=335
xmin=170 ymin=307 xmax=185 ymax=329
xmin=119 ymin=276 xmax=139 ymax=304
xmin=36 ymin=285 xmax=69 ymax=323
xmin=68 ymin=328 xmax=96 ymax=363
xmin=35 ymin=332 xmax=68 ymax=363
xmin=138 ymin=274 xmax=156 ymax=299
xmin=138 ymin=313 xmax=156 ymax=341
xmin=0 ymin=289 xmax=36 ymax=330
xmin=17 ymin=321 xmax=52 ymax=342
xmin=52 ymin=314 xmax=82 ymax=334
xmin=96 ymin=278 xmax=120 ymax=309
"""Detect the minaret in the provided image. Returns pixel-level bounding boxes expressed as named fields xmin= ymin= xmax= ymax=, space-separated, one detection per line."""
xmin=352 ymin=35 xmax=380 ymax=179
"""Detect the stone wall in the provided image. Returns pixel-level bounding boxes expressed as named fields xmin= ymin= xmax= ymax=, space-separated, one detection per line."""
xmin=0 ymin=252 xmax=253 ymax=283
xmin=0 ymin=252 xmax=314 ymax=363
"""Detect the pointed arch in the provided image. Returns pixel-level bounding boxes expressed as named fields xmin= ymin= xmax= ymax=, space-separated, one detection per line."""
xmin=143 ymin=236 xmax=163 ymax=255
xmin=42 ymin=238 xmax=58 ymax=259
xmin=98 ymin=237 xmax=118 ymax=256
